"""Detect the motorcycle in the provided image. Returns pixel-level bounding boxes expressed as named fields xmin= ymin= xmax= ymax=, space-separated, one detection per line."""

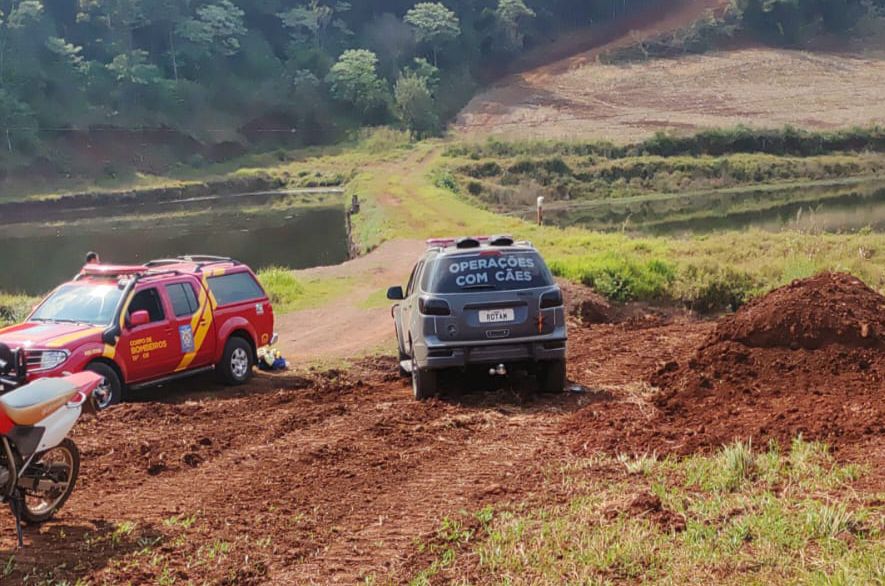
xmin=0 ymin=343 xmax=104 ymax=547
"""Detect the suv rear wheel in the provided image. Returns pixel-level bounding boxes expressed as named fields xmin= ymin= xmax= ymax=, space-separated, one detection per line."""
xmin=217 ymin=337 xmax=253 ymax=385
xmin=539 ymin=359 xmax=566 ymax=394
xmin=411 ymin=359 xmax=437 ymax=401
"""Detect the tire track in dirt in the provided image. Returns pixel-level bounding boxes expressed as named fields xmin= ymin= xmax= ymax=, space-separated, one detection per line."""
xmin=0 ymin=360 xmax=581 ymax=583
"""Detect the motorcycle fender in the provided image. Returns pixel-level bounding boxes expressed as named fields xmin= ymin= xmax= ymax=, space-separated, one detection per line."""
xmin=34 ymin=404 xmax=81 ymax=454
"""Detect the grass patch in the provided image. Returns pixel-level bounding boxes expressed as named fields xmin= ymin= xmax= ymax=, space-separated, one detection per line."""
xmin=410 ymin=438 xmax=884 ymax=584
xmin=0 ymin=294 xmax=38 ymax=326
xmin=257 ymin=268 xmax=357 ymax=313
xmin=358 ymin=288 xmax=392 ymax=310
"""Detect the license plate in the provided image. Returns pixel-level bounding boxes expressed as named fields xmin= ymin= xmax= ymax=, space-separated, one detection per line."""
xmin=479 ymin=308 xmax=515 ymax=323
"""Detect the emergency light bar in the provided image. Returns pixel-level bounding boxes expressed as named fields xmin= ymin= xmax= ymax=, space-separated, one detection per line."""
xmin=79 ymin=264 xmax=146 ymax=277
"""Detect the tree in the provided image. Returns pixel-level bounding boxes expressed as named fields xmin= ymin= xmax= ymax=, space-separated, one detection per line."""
xmin=278 ymin=1 xmax=352 ymax=50
xmin=7 ymin=1 xmax=44 ymax=29
xmin=403 ymin=57 xmax=440 ymax=93
xmin=46 ymin=37 xmax=86 ymax=72
xmin=495 ymin=0 xmax=535 ymax=51
xmin=176 ymin=0 xmax=246 ymax=59
xmin=394 ymin=73 xmax=438 ymax=138
xmin=404 ymin=2 xmax=460 ymax=66
xmin=363 ymin=13 xmax=415 ymax=78
xmin=0 ymin=89 xmax=37 ymax=153
xmin=108 ymin=50 xmax=162 ymax=85
xmin=325 ymin=49 xmax=389 ymax=118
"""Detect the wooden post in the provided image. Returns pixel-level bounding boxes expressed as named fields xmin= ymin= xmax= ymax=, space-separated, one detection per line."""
xmin=536 ymin=196 xmax=544 ymax=226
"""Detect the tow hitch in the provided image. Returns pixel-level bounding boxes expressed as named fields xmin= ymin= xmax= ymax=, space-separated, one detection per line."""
xmin=488 ymin=363 xmax=507 ymax=376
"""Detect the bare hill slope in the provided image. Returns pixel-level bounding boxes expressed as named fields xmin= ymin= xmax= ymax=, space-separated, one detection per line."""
xmin=455 ymin=2 xmax=885 ymax=142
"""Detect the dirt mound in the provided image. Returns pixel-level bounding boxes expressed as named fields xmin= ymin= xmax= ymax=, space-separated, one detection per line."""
xmin=605 ymin=492 xmax=686 ymax=533
xmin=558 ymin=278 xmax=613 ymax=324
xmin=709 ymin=273 xmax=885 ymax=350
xmin=653 ymin=273 xmax=885 ymax=451
xmin=568 ymin=273 xmax=885 ymax=455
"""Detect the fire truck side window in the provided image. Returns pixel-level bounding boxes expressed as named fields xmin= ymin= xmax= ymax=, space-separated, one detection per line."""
xmin=127 ymin=288 xmax=166 ymax=323
xmin=165 ymin=283 xmax=199 ymax=317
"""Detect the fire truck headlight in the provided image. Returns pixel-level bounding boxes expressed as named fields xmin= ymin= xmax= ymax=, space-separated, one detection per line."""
xmin=39 ymin=350 xmax=70 ymax=371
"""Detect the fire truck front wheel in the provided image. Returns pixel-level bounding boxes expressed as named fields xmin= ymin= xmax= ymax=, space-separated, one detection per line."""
xmin=85 ymin=362 xmax=123 ymax=409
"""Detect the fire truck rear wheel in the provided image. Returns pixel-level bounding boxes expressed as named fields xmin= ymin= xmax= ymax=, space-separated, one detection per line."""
xmin=217 ymin=337 xmax=253 ymax=385
xmin=85 ymin=362 xmax=123 ymax=409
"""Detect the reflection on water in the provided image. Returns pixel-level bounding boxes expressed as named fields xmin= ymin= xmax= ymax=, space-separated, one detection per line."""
xmin=1 ymin=192 xmax=347 ymax=295
xmin=544 ymin=178 xmax=885 ymax=235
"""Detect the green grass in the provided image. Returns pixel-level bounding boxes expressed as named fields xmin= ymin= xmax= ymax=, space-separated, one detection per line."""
xmin=409 ymin=439 xmax=884 ymax=585
xmin=347 ymin=143 xmax=885 ymax=310
xmin=257 ymin=267 xmax=357 ymax=313
xmin=358 ymin=287 xmax=393 ymax=310
xmin=0 ymin=294 xmax=38 ymax=326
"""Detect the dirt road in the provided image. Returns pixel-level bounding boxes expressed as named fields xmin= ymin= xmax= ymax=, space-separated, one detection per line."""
xmin=276 ymin=239 xmax=424 ymax=363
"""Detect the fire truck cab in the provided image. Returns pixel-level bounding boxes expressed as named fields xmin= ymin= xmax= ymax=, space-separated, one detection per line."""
xmin=0 ymin=256 xmax=276 ymax=408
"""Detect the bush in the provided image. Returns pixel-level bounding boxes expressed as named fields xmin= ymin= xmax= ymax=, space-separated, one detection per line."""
xmin=445 ymin=126 xmax=885 ymax=161
xmin=432 ymin=169 xmax=460 ymax=193
xmin=257 ymin=267 xmax=304 ymax=309
xmin=549 ymin=255 xmax=676 ymax=302
xmin=0 ymin=294 xmax=38 ymax=326
xmin=671 ymin=263 xmax=758 ymax=312
xmin=466 ymin=180 xmax=483 ymax=195
xmin=458 ymin=161 xmax=502 ymax=178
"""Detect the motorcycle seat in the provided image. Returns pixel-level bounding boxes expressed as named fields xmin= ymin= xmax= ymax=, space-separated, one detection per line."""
xmin=0 ymin=378 xmax=80 ymax=426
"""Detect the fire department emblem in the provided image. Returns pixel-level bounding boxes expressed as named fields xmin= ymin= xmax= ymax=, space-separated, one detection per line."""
xmin=179 ymin=325 xmax=195 ymax=353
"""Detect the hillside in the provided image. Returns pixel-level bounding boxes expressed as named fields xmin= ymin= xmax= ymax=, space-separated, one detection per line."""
xmin=455 ymin=6 xmax=885 ymax=141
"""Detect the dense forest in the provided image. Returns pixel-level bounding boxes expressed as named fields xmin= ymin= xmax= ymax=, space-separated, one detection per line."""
xmin=0 ymin=0 xmax=881 ymax=175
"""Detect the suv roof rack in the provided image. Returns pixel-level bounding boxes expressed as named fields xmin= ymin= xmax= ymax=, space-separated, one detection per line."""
xmin=488 ymin=235 xmax=514 ymax=246
xmin=425 ymin=235 xmax=520 ymax=249
xmin=455 ymin=237 xmax=481 ymax=249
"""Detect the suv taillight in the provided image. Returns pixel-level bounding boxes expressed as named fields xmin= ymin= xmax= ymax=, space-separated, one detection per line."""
xmin=540 ymin=289 xmax=563 ymax=309
xmin=419 ymin=297 xmax=451 ymax=316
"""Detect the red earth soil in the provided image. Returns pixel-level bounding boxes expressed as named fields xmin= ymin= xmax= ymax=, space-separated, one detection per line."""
xmin=0 ymin=278 xmax=881 ymax=583
xmin=569 ymin=273 xmax=885 ymax=455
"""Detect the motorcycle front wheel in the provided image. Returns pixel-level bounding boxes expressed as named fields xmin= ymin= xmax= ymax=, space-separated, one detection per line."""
xmin=15 ymin=438 xmax=80 ymax=524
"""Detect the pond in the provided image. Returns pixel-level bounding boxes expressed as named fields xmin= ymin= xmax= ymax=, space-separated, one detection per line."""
xmin=1 ymin=191 xmax=349 ymax=295
xmin=541 ymin=177 xmax=885 ymax=235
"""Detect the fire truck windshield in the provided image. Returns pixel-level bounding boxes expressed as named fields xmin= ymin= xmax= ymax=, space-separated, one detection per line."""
xmin=30 ymin=283 xmax=124 ymax=326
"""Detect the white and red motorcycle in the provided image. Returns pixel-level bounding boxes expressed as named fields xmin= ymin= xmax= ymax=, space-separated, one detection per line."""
xmin=0 ymin=343 xmax=104 ymax=547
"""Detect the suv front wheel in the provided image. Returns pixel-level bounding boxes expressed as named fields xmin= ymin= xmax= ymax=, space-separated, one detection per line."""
xmin=411 ymin=359 xmax=437 ymax=401
xmin=217 ymin=337 xmax=254 ymax=385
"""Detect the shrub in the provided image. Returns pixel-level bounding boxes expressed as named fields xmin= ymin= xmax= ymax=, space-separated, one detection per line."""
xmin=458 ymin=161 xmax=502 ymax=178
xmin=672 ymin=263 xmax=757 ymax=312
xmin=549 ymin=255 xmax=675 ymax=302
xmin=0 ymin=294 xmax=38 ymax=326
xmin=257 ymin=267 xmax=304 ymax=309
xmin=432 ymin=168 xmax=460 ymax=193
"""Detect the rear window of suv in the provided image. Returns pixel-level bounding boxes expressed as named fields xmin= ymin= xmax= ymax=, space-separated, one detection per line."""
xmin=423 ymin=250 xmax=554 ymax=293
xmin=207 ymin=272 xmax=265 ymax=306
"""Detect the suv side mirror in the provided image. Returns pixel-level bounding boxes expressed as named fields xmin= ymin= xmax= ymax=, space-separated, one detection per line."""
xmin=386 ymin=286 xmax=405 ymax=301
xmin=128 ymin=310 xmax=150 ymax=328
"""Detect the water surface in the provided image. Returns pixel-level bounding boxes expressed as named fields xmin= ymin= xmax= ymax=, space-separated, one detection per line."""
xmin=1 ymin=192 xmax=347 ymax=295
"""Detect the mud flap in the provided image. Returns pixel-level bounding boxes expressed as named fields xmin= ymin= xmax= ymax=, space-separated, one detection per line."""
xmin=399 ymin=360 xmax=413 ymax=374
